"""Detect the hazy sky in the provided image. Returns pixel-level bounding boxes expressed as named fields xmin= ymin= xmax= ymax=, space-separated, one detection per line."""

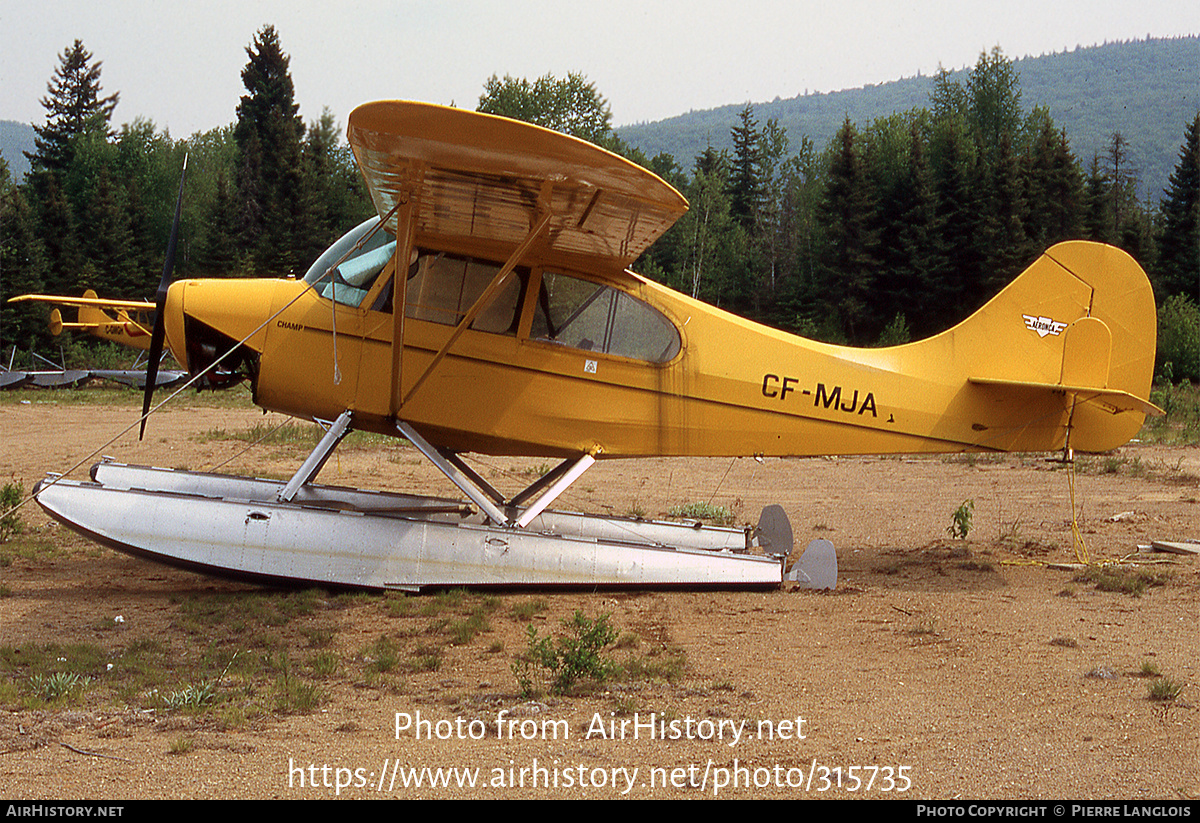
xmin=2 ymin=1 xmax=1195 ymax=137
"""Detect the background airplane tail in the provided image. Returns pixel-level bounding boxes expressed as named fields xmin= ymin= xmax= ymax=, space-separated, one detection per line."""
xmin=934 ymin=241 xmax=1159 ymax=453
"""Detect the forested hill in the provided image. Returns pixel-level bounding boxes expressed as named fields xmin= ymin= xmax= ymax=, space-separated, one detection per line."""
xmin=0 ymin=120 xmax=36 ymax=181
xmin=616 ymin=36 xmax=1199 ymax=201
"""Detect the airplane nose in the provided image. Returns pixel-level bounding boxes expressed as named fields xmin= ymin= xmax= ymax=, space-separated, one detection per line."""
xmin=161 ymin=278 xmax=265 ymax=392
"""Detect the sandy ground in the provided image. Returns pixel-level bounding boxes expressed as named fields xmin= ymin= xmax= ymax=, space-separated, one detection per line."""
xmin=0 ymin=392 xmax=1196 ymax=800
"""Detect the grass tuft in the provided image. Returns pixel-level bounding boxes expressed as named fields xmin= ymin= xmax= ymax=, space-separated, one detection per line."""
xmin=668 ymin=502 xmax=735 ymax=525
xmin=1075 ymin=565 xmax=1173 ymax=597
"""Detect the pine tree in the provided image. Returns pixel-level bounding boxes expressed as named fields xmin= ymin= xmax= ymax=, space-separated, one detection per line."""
xmin=1084 ymin=155 xmax=1114 ymax=243
xmin=0 ymin=159 xmax=49 ymax=348
xmin=197 ymin=172 xmax=240 ymax=275
xmin=818 ymin=119 xmax=880 ymax=343
xmin=82 ymin=166 xmax=138 ymax=295
xmin=299 ymin=108 xmax=371 ymax=267
xmin=966 ymin=47 xmax=1023 ymax=167
xmin=729 ymin=104 xmax=764 ymax=231
xmin=980 ymin=133 xmax=1031 ymax=289
xmin=1155 ymin=113 xmax=1199 ymax=300
xmin=29 ymin=172 xmax=83 ymax=294
xmin=26 ymin=40 xmax=119 ymax=176
xmin=1023 ymin=113 xmax=1084 ymax=250
xmin=892 ymin=120 xmax=949 ymax=335
xmin=1103 ymin=133 xmax=1136 ymax=240
xmin=234 ymin=25 xmax=305 ymax=273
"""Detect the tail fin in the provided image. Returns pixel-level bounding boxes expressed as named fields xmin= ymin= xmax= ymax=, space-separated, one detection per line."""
xmin=928 ymin=242 xmax=1160 ymax=453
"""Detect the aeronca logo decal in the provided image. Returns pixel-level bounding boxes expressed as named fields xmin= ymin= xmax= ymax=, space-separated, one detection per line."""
xmin=1022 ymin=315 xmax=1068 ymax=338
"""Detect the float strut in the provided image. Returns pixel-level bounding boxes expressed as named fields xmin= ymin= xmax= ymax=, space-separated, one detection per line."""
xmin=278 ymin=410 xmax=353 ymax=502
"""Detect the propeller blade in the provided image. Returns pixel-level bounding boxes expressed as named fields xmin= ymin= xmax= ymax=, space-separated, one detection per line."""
xmin=140 ymin=154 xmax=187 ymax=440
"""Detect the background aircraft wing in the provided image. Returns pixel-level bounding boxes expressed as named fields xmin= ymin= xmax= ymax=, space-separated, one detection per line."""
xmin=9 ymin=293 xmax=156 ymax=312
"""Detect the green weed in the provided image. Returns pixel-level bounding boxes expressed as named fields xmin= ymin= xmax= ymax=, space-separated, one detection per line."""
xmin=1 ymin=483 xmax=24 ymax=542
xmin=167 ymin=735 xmax=195 ymax=755
xmin=364 ymin=635 xmax=401 ymax=674
xmin=668 ymin=502 xmax=735 ymax=525
xmin=1075 ymin=565 xmax=1173 ymax=597
xmin=407 ymin=645 xmax=442 ymax=673
xmin=513 ymin=611 xmax=617 ymax=697
xmin=947 ymin=499 xmax=975 ymax=539
xmin=161 ymin=681 xmax=218 ymax=712
xmin=511 ymin=598 xmax=548 ymax=621
xmin=274 ymin=670 xmax=325 ymax=713
xmin=619 ymin=647 xmax=688 ymax=684
xmin=1140 ymin=378 xmax=1200 ymax=446
xmin=29 ymin=671 xmax=90 ymax=703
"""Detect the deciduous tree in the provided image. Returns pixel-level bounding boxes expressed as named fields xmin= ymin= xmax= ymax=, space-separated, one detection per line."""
xmin=478 ymin=73 xmax=613 ymax=144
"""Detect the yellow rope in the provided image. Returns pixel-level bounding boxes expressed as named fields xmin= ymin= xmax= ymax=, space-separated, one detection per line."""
xmin=1067 ymin=455 xmax=1090 ymax=565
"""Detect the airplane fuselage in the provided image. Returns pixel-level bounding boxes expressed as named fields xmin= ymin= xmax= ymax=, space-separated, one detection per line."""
xmin=164 ymin=237 xmax=1154 ymax=461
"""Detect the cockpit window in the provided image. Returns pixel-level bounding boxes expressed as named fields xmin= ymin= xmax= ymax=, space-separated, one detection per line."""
xmin=532 ymin=272 xmax=681 ymax=363
xmin=304 ymin=223 xmax=675 ymax=360
xmin=306 ymin=220 xmax=525 ymax=334
xmin=405 ymin=252 xmax=524 ymax=334
xmin=303 ymin=216 xmax=395 ymax=307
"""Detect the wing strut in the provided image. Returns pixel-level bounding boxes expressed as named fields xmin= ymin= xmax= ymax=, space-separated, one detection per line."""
xmin=389 ymin=185 xmax=418 ymax=417
xmin=514 ymin=453 xmax=596 ymax=528
xmin=394 ymin=422 xmax=599 ymax=531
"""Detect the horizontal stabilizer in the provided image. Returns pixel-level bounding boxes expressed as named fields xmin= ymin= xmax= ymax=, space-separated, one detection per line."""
xmin=969 ymin=377 xmax=1163 ymax=417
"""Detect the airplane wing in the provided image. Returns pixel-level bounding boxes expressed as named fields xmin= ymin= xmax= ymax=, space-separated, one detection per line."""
xmin=347 ymin=100 xmax=688 ymax=268
xmin=8 ymin=293 xmax=156 ymax=312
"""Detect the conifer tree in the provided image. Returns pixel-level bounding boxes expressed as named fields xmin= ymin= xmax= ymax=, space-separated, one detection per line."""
xmin=818 ymin=119 xmax=880 ymax=343
xmin=1155 ymin=113 xmax=1199 ymax=300
xmin=197 ymin=172 xmax=240 ymax=275
xmin=299 ymin=108 xmax=371 ymax=267
xmin=928 ymin=112 xmax=984 ymax=329
xmin=234 ymin=25 xmax=305 ymax=273
xmin=891 ymin=119 xmax=948 ymax=335
xmin=0 ymin=160 xmax=49 ymax=348
xmin=966 ymin=47 xmax=1023 ymax=168
xmin=26 ymin=40 xmax=119 ymax=176
xmin=82 ymin=166 xmax=138 ymax=295
xmin=29 ymin=173 xmax=83 ymax=295
xmin=729 ymin=104 xmax=764 ymax=231
xmin=1084 ymin=155 xmax=1114 ymax=244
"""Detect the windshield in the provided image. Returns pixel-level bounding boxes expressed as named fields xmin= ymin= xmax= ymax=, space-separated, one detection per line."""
xmin=303 ymin=217 xmax=397 ymax=306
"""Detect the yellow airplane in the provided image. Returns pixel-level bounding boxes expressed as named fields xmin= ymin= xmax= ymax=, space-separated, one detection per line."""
xmin=30 ymin=100 xmax=1161 ymax=591
xmin=9 ymin=289 xmax=156 ymax=350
